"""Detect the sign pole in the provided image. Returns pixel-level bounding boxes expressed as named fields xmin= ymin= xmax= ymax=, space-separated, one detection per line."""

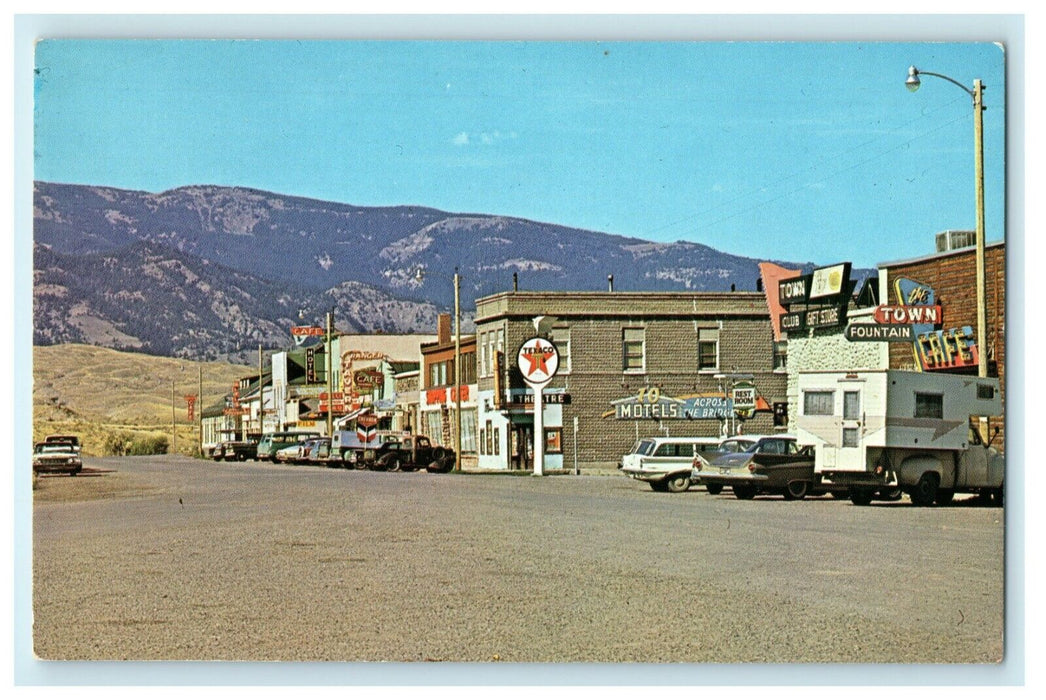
xmin=516 ymin=336 xmax=560 ymax=477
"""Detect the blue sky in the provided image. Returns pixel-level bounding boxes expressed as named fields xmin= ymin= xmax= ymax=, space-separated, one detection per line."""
xmin=32 ymin=38 xmax=1006 ymax=269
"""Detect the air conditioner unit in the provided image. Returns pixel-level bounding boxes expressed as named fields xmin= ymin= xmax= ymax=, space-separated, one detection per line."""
xmin=935 ymin=230 xmax=976 ymax=252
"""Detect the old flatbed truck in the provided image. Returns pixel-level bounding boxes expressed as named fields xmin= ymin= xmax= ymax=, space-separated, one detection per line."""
xmin=795 ymin=369 xmax=1004 ymax=507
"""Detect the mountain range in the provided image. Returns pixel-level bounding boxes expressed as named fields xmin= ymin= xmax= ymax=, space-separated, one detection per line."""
xmin=33 ymin=181 xmax=828 ymax=362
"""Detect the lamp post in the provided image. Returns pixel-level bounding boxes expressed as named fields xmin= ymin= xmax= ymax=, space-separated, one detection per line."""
xmin=905 ymin=65 xmax=988 ymax=379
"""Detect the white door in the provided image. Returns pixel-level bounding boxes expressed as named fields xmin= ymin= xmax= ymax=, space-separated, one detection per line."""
xmin=837 ymin=389 xmax=865 ymax=471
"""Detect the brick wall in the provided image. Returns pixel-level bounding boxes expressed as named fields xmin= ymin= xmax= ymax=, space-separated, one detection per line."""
xmin=475 ymin=293 xmax=785 ymax=469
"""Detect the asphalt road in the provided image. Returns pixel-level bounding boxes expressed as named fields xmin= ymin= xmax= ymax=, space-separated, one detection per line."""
xmin=32 ymin=455 xmax=1005 ymax=665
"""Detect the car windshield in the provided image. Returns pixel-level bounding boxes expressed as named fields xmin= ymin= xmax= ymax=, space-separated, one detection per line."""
xmin=35 ymin=443 xmax=73 ymax=454
xmin=631 ymin=439 xmax=656 ymax=456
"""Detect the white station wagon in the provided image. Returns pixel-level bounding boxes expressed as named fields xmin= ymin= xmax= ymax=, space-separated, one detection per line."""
xmin=619 ymin=436 xmax=721 ymax=492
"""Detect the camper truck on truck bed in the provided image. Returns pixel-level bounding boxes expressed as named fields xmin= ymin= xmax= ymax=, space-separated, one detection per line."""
xmin=795 ymin=369 xmax=1004 ymax=507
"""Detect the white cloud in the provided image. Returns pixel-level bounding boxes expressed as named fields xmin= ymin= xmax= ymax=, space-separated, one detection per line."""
xmin=452 ymin=130 xmax=518 ymax=147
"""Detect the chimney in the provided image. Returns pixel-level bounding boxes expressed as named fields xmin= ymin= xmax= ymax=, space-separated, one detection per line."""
xmin=437 ymin=313 xmax=452 ymax=346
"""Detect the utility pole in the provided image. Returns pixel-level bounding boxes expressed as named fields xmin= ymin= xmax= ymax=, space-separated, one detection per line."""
xmin=326 ymin=308 xmax=335 ymax=438
xmin=454 ymin=269 xmax=462 ymax=472
xmin=198 ymin=363 xmax=204 ymax=456
xmin=258 ymin=343 xmax=264 ymax=436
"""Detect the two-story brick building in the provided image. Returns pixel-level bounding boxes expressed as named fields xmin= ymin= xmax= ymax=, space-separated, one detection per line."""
xmin=473 ymin=290 xmax=787 ymax=472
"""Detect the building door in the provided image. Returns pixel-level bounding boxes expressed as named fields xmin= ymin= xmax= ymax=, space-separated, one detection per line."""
xmin=838 ymin=388 xmax=864 ymax=470
xmin=512 ymin=425 xmax=532 ymax=471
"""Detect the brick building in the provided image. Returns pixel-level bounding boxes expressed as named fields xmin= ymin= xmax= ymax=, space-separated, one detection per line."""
xmin=878 ymin=239 xmax=1006 ymax=446
xmin=420 ymin=314 xmax=478 ymax=466
xmin=473 ymin=291 xmax=787 ymax=472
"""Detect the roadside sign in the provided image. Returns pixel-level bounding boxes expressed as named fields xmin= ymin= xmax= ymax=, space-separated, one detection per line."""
xmin=846 ymin=323 xmax=915 ymax=342
xmin=517 ymin=337 xmax=560 ymax=388
xmin=732 ymin=381 xmax=757 ymax=420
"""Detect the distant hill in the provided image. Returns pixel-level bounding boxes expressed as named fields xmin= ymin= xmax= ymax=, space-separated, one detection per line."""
xmin=32 ymin=344 xmax=253 ymax=456
xmin=33 ymin=181 xmax=835 ymax=360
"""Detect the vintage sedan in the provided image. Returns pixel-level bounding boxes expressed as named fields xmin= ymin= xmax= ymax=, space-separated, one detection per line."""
xmin=695 ymin=435 xmax=829 ymax=500
xmin=33 ymin=441 xmax=83 ymax=476
xmin=690 ymin=435 xmax=765 ymax=494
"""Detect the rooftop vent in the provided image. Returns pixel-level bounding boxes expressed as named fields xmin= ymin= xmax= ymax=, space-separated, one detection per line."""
xmin=935 ymin=230 xmax=976 ymax=253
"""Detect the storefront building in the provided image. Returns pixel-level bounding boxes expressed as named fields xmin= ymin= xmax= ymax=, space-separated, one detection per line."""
xmin=420 ymin=314 xmax=478 ymax=467
xmin=877 ymin=237 xmax=1006 ymax=446
xmin=473 ymin=290 xmax=788 ymax=472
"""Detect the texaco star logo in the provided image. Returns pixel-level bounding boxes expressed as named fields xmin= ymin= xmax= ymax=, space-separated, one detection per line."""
xmin=517 ymin=337 xmax=560 ymax=387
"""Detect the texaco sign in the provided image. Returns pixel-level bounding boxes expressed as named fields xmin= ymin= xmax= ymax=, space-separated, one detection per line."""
xmin=517 ymin=337 xmax=560 ymax=388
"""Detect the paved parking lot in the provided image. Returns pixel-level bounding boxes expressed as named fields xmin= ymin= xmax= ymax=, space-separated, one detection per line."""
xmin=32 ymin=455 xmax=1006 ymax=668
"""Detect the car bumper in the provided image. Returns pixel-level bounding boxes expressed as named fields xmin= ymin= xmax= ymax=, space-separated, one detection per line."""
xmin=695 ymin=472 xmax=769 ymax=487
xmin=620 ymin=467 xmax=683 ymax=482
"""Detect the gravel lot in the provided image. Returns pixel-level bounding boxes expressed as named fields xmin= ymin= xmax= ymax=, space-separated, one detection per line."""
xmin=32 ymin=455 xmax=1005 ymax=665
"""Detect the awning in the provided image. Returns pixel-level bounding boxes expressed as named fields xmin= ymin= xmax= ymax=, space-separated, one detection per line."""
xmin=335 ymin=406 xmax=371 ymax=429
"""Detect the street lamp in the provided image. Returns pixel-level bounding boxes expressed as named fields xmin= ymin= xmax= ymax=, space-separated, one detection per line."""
xmin=905 ymin=65 xmax=988 ymax=379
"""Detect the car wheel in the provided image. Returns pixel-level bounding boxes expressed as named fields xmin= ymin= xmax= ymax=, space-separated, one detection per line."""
xmin=733 ymin=484 xmax=756 ymax=500
xmin=877 ymin=487 xmax=903 ymax=501
xmin=783 ymin=481 xmax=809 ymax=500
xmin=849 ymin=488 xmax=874 ymax=506
xmin=935 ymin=489 xmax=955 ymax=506
xmin=237 ymin=453 xmax=248 ymax=462
xmin=649 ymin=480 xmax=669 ymax=492
xmin=991 ymin=484 xmax=1004 ymax=507
xmin=705 ymin=484 xmax=724 ymax=496
xmin=664 ymin=475 xmax=690 ymax=493
xmin=388 ymin=457 xmax=402 ymax=472
xmin=909 ymin=473 xmax=939 ymax=507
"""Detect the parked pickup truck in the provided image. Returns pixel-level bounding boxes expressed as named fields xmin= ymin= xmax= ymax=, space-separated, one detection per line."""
xmin=332 ymin=430 xmax=455 ymax=472
xmin=796 ymin=370 xmax=1004 ymax=507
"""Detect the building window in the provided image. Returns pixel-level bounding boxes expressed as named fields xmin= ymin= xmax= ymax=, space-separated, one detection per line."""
xmin=915 ymin=392 xmax=944 ymax=419
xmin=697 ymin=328 xmax=719 ymax=371
xmin=428 ymin=360 xmax=449 ymax=388
xmin=493 ymin=427 xmax=500 ymax=455
xmin=550 ymin=327 xmax=571 ymax=374
xmin=842 ymin=427 xmax=860 ymax=448
xmin=843 ymin=391 xmax=861 ymax=421
xmin=479 ymin=428 xmax=486 ymax=456
xmin=461 ymin=410 xmax=477 ymax=454
xmin=623 ymin=327 xmax=645 ymax=372
xmin=458 ymin=351 xmax=476 ymax=385
xmin=803 ymin=390 xmax=835 ymax=416
xmin=773 ymin=340 xmax=787 ymax=371
xmin=423 ymin=411 xmax=442 ymax=441
xmin=545 ymin=427 xmax=563 ymax=454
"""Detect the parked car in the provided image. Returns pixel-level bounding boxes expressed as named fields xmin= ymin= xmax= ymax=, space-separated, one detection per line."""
xmin=211 ymin=439 xmax=258 ymax=462
xmin=299 ymin=437 xmax=332 ymax=465
xmin=690 ymin=435 xmax=765 ymax=494
xmin=359 ymin=434 xmax=455 ymax=472
xmin=33 ymin=441 xmax=83 ymax=476
xmin=695 ymin=435 xmax=833 ymax=500
xmin=257 ymin=431 xmax=321 ymax=462
xmin=619 ymin=436 xmax=721 ymax=492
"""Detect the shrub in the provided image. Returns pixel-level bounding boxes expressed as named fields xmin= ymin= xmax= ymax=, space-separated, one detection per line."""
xmin=101 ymin=431 xmax=169 ymax=456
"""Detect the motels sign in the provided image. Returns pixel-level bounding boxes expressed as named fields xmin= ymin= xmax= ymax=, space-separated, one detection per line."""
xmin=608 ymin=389 xmax=734 ymax=420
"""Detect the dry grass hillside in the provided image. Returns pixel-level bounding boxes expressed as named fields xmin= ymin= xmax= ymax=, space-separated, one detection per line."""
xmin=33 ymin=344 xmax=253 ymax=456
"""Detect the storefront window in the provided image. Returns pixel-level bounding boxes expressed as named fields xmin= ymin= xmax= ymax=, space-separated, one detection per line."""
xmin=545 ymin=427 xmax=563 ymax=454
xmin=551 ymin=327 xmax=571 ymax=373
xmin=461 ymin=410 xmax=477 ymax=454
